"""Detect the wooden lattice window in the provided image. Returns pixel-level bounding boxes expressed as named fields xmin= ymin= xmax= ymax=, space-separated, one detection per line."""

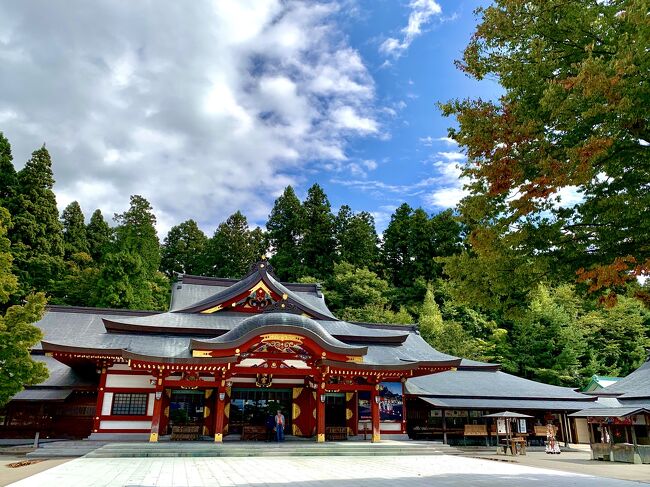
xmin=111 ymin=393 xmax=148 ymax=416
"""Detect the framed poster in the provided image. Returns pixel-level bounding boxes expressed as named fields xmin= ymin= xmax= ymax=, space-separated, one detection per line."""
xmin=497 ymin=419 xmax=507 ymax=434
xmin=358 ymin=391 xmax=370 ymax=421
xmin=519 ymin=419 xmax=527 ymax=433
xmin=379 ymin=382 xmax=403 ymax=422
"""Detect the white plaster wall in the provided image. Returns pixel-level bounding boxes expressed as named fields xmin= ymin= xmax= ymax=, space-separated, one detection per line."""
xmin=101 ymin=392 xmax=114 ymax=416
xmin=380 ymin=422 xmax=402 ymax=432
xmin=106 ymin=374 xmax=155 ymax=388
xmin=147 ymin=393 xmax=155 ymax=416
xmin=110 ymin=364 xmax=131 ymax=371
xmin=99 ymin=420 xmax=152 ymax=430
xmin=574 ymin=418 xmax=591 ymax=444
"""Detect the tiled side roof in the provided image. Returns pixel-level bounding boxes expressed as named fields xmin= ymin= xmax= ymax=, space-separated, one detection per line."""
xmin=604 ymin=360 xmax=650 ymax=398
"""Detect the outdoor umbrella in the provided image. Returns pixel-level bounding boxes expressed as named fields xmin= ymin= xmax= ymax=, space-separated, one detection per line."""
xmin=483 ymin=411 xmax=533 ymax=454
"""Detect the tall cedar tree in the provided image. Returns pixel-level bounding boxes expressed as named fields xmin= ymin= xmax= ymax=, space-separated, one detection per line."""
xmin=382 ymin=205 xmax=462 ymax=306
xmin=301 ymin=184 xmax=336 ymax=280
xmin=208 ymin=211 xmax=267 ymax=278
xmin=10 ymin=146 xmax=65 ymax=295
xmin=440 ymin=0 xmax=650 ymax=307
xmin=0 ymin=133 xmax=17 ymax=205
xmin=334 ymin=205 xmax=379 ymax=270
xmin=267 ymin=186 xmax=305 ymax=281
xmin=95 ymin=195 xmax=168 ymax=310
xmin=0 ymin=206 xmax=48 ymax=406
xmin=61 ymin=201 xmax=89 ymax=259
xmin=113 ymin=195 xmax=161 ymax=275
xmin=161 ymin=219 xmax=209 ymax=277
xmin=86 ymin=209 xmax=112 ymax=262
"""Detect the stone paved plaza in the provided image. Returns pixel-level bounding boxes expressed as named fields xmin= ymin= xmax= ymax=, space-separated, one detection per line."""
xmin=3 ymin=455 xmax=645 ymax=487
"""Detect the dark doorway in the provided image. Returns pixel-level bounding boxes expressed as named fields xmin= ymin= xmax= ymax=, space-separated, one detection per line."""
xmin=169 ymin=390 xmax=205 ymax=431
xmin=229 ymin=388 xmax=292 ymax=435
xmin=325 ymin=393 xmax=346 ymax=427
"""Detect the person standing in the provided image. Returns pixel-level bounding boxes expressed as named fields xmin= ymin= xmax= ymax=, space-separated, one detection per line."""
xmin=275 ymin=409 xmax=285 ymax=442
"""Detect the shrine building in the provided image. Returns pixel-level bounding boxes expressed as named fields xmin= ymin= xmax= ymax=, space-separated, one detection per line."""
xmin=1 ymin=260 xmax=602 ymax=444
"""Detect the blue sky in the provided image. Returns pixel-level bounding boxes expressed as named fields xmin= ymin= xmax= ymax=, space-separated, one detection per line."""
xmin=0 ymin=0 xmax=501 ymax=235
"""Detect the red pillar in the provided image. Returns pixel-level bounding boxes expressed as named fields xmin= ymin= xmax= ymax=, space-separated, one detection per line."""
xmin=370 ymin=385 xmax=380 ymax=443
xmin=214 ymin=386 xmax=226 ymax=442
xmin=92 ymin=365 xmax=108 ymax=434
xmin=316 ymin=384 xmax=326 ymax=442
xmin=149 ymin=372 xmax=165 ymax=442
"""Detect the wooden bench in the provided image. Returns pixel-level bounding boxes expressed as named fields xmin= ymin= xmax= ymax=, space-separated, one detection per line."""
xmin=241 ymin=425 xmax=268 ymax=441
xmin=464 ymin=424 xmax=488 ymax=437
xmin=171 ymin=425 xmax=201 ymax=441
xmin=326 ymin=426 xmax=348 ymax=441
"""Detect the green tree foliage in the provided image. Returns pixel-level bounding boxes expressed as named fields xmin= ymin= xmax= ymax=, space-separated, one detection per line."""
xmin=324 ymin=262 xmax=411 ymax=324
xmin=440 ymin=0 xmax=650 ymax=307
xmin=301 ymin=184 xmax=336 ymax=279
xmin=86 ymin=209 xmax=112 ymax=262
xmin=511 ymin=285 xmax=585 ymax=386
xmin=0 ymin=207 xmax=48 ymax=406
xmin=161 ymin=219 xmax=209 ymax=277
xmin=580 ymin=296 xmax=649 ymax=378
xmin=0 ymin=133 xmax=17 ymax=205
xmin=94 ymin=195 xmax=168 ymax=310
xmin=61 ymin=201 xmax=89 ymax=259
xmin=418 ymin=283 xmax=494 ymax=361
xmin=113 ymin=195 xmax=161 ymax=275
xmin=10 ymin=146 xmax=65 ymax=295
xmin=383 ymin=205 xmax=462 ymax=305
xmin=334 ymin=205 xmax=379 ymax=270
xmin=267 ymin=186 xmax=305 ymax=281
xmin=207 ymin=211 xmax=268 ymax=279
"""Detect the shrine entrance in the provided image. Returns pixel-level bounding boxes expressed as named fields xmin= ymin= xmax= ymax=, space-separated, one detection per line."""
xmin=325 ymin=393 xmax=346 ymax=427
xmin=168 ymin=390 xmax=205 ymax=439
xmin=229 ymin=388 xmax=293 ymax=439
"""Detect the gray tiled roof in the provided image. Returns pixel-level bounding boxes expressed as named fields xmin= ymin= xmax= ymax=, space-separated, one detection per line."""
xmin=406 ymin=370 xmax=590 ymax=400
xmin=420 ymin=397 xmax=595 ymax=411
xmin=603 ymin=359 xmax=650 ymax=399
xmin=569 ymin=406 xmax=650 ymax=418
xmin=102 ymin=312 xmax=410 ymax=341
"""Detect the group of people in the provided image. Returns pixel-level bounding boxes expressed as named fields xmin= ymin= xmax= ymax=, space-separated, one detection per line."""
xmin=265 ymin=409 xmax=286 ymax=442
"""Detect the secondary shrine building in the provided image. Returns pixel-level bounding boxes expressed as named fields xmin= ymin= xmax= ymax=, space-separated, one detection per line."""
xmin=1 ymin=259 xmax=603 ymax=444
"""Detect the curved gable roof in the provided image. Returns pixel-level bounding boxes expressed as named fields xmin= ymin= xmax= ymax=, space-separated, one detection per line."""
xmin=605 ymin=359 xmax=650 ymax=399
xmin=175 ymin=261 xmax=337 ymax=320
xmin=190 ymin=313 xmax=366 ymax=356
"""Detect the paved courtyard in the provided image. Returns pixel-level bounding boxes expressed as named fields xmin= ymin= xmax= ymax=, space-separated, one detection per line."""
xmin=2 ymin=455 xmax=646 ymax=487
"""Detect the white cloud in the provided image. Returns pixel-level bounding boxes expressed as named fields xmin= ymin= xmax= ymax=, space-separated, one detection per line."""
xmin=437 ymin=151 xmax=465 ymax=161
xmin=0 ymin=0 xmax=378 ymax=236
xmin=419 ymin=136 xmax=457 ymax=147
xmin=379 ymin=0 xmax=442 ymax=57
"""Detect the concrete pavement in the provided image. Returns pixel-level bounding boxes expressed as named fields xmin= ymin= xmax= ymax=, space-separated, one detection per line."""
xmin=2 ymin=454 xmax=646 ymax=487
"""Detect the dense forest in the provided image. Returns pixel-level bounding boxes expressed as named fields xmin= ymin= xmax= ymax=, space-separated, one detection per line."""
xmin=1 ymin=0 xmax=648 ymax=395
xmin=0 ymin=132 xmax=648 ymax=391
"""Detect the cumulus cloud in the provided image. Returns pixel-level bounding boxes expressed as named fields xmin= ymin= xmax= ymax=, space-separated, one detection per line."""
xmin=379 ymin=0 xmax=442 ymax=57
xmin=0 ymin=0 xmax=378 ymax=235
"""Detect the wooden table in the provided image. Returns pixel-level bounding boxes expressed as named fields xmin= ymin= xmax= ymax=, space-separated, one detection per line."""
xmin=499 ymin=437 xmax=527 ymax=456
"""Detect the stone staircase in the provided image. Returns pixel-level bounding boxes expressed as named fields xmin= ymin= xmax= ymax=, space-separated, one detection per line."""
xmin=28 ymin=440 xmax=459 ymax=459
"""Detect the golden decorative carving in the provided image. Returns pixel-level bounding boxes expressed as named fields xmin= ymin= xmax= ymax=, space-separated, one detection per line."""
xmin=293 ymin=403 xmax=301 ymax=420
xmin=345 ymin=392 xmax=354 ymax=402
xmin=260 ymin=334 xmax=304 ymax=343
xmin=214 ymin=433 xmax=223 ymax=442
xmin=249 ymin=280 xmax=273 ymax=295
xmin=346 ymin=355 xmax=363 ymax=363
xmin=292 ymin=387 xmax=303 ymax=400
xmin=149 ymin=432 xmax=158 ymax=442
xmin=317 ymin=433 xmax=325 ymax=443
xmin=203 ymin=426 xmax=209 ymax=436
xmin=192 ymin=350 xmax=213 ymax=358
xmin=224 ymin=403 xmax=230 ymax=418
xmin=292 ymin=424 xmax=303 ymax=436
xmin=372 ymin=433 xmax=381 ymax=443
xmin=200 ymin=304 xmax=223 ymax=314
xmin=347 ymin=427 xmax=354 ymax=436
xmin=163 ymin=406 xmax=169 ymax=418
xmin=205 ymin=389 xmax=213 ymax=399
xmin=346 ymin=408 xmax=353 ymax=420
xmin=204 ymin=406 xmax=211 ymax=418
